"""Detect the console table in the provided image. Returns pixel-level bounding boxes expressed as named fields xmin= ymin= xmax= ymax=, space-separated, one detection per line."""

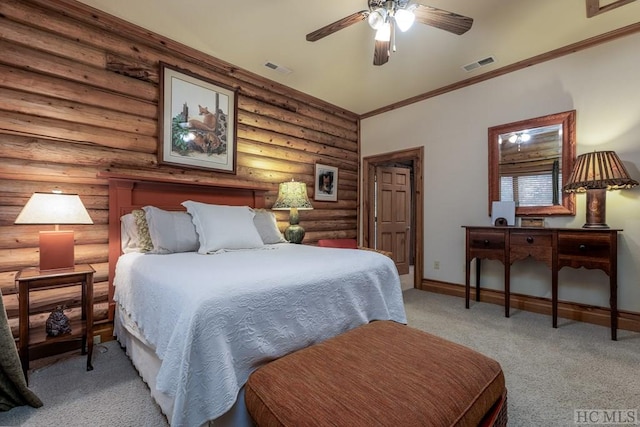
xmin=463 ymin=226 xmax=620 ymax=340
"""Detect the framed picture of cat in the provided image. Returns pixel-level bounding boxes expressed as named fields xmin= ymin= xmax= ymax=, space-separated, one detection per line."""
xmin=314 ymin=163 xmax=338 ymax=202
xmin=159 ymin=62 xmax=238 ymax=173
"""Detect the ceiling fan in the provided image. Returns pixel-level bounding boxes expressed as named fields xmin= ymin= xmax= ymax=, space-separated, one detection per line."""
xmin=306 ymin=0 xmax=473 ymax=66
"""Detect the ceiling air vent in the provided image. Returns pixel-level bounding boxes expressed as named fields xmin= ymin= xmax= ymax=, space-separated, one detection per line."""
xmin=264 ymin=61 xmax=292 ymax=75
xmin=462 ymin=56 xmax=496 ymax=72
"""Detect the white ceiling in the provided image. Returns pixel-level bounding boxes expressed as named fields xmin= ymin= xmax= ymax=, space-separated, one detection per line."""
xmin=76 ymin=0 xmax=640 ymax=115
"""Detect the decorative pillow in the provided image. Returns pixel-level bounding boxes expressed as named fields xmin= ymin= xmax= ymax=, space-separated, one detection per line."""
xmin=120 ymin=213 xmax=141 ymax=253
xmin=132 ymin=209 xmax=153 ymax=253
xmin=182 ymin=201 xmax=264 ymax=254
xmin=142 ymin=206 xmax=199 ymax=254
xmin=252 ymin=209 xmax=287 ymax=244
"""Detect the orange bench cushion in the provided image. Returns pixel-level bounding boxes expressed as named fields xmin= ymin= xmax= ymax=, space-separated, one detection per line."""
xmin=245 ymin=320 xmax=506 ymax=427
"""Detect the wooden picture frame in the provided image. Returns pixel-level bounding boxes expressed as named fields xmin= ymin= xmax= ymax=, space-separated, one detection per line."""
xmin=314 ymin=163 xmax=338 ymax=202
xmin=159 ymin=62 xmax=237 ymax=173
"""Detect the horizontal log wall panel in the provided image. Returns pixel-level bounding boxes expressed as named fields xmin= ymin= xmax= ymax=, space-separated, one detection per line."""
xmin=0 ymin=158 xmax=109 ymax=186
xmin=0 ymin=135 xmax=157 ymax=169
xmin=0 ymin=179 xmax=108 ymax=198
xmin=0 ymin=225 xmax=107 ymax=248
xmin=0 ymin=64 xmax=157 ymax=119
xmin=0 ymin=88 xmax=157 ymax=136
xmin=239 ymin=111 xmax=356 ymax=152
xmin=237 ymin=139 xmax=357 ymax=173
xmin=0 ymin=0 xmax=360 ymax=335
xmin=0 ymin=111 xmax=157 ymax=153
xmin=0 ymin=244 xmax=108 ymax=271
xmin=0 ymin=40 xmax=157 ymax=102
xmin=0 ymin=16 xmax=105 ymax=69
xmin=237 ymin=126 xmax=358 ymax=165
xmin=239 ymin=98 xmax=358 ymax=142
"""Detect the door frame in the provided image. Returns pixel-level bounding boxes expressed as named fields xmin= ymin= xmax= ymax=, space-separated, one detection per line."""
xmin=362 ymin=147 xmax=424 ymax=289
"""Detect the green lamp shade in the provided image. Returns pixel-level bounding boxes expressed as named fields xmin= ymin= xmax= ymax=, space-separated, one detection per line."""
xmin=272 ymin=181 xmax=313 ymax=244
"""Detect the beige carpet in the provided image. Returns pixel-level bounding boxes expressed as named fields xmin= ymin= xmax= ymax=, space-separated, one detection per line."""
xmin=404 ymin=289 xmax=640 ymax=427
xmin=1 ymin=289 xmax=638 ymax=426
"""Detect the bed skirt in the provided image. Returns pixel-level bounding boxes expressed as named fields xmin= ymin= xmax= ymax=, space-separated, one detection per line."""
xmin=114 ymin=306 xmax=253 ymax=427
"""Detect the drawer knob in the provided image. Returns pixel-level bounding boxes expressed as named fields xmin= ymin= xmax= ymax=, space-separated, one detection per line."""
xmin=483 ymin=239 xmax=490 ymax=246
xmin=579 ymin=244 xmax=587 ymax=251
xmin=526 ymin=236 xmax=534 ymax=244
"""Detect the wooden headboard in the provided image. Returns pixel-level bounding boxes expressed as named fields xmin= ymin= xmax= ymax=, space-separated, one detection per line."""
xmin=103 ymin=173 xmax=270 ymax=321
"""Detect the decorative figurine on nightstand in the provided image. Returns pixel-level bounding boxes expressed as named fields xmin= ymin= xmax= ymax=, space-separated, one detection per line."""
xmin=45 ymin=305 xmax=72 ymax=337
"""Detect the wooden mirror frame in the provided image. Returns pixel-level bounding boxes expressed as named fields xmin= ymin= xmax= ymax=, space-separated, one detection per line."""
xmin=488 ymin=110 xmax=577 ymax=217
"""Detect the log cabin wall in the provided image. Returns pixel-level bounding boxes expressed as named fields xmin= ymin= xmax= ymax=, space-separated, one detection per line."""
xmin=0 ymin=0 xmax=360 ymax=340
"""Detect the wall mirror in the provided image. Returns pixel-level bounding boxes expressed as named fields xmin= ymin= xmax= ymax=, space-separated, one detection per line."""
xmin=488 ymin=110 xmax=576 ymax=216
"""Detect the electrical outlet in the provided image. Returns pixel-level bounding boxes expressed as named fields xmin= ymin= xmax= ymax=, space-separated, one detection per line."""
xmin=94 ymin=334 xmax=101 ymax=344
xmin=433 ymin=261 xmax=440 ymax=270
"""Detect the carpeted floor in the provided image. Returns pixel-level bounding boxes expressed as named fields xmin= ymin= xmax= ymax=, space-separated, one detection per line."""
xmin=1 ymin=289 xmax=638 ymax=426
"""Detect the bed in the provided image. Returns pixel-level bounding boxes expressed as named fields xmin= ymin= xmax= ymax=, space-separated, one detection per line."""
xmin=104 ymin=174 xmax=407 ymax=427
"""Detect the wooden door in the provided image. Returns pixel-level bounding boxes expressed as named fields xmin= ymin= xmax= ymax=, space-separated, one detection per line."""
xmin=376 ymin=166 xmax=411 ymax=274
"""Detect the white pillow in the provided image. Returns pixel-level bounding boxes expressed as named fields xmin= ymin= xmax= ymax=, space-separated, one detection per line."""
xmin=142 ymin=206 xmax=199 ymax=254
xmin=120 ymin=213 xmax=140 ymax=253
xmin=182 ymin=201 xmax=264 ymax=253
xmin=252 ymin=209 xmax=287 ymax=244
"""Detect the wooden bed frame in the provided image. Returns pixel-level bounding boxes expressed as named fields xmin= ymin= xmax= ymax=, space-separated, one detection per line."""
xmin=102 ymin=173 xmax=270 ymax=321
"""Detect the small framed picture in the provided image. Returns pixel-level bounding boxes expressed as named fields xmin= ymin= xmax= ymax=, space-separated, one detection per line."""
xmin=314 ymin=163 xmax=338 ymax=202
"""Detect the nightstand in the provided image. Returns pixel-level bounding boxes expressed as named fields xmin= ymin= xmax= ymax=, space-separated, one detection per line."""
xmin=15 ymin=264 xmax=95 ymax=381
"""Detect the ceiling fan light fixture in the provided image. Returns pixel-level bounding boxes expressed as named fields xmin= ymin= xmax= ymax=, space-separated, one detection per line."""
xmin=367 ymin=8 xmax=387 ymax=30
xmin=374 ymin=22 xmax=391 ymax=41
xmin=394 ymin=8 xmax=415 ymax=32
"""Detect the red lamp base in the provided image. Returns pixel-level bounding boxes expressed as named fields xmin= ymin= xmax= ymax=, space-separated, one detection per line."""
xmin=39 ymin=230 xmax=75 ymax=271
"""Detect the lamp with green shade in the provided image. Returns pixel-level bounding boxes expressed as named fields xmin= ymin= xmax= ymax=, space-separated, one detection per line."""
xmin=272 ymin=180 xmax=313 ymax=244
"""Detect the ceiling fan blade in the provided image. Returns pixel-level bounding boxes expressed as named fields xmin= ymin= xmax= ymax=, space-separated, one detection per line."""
xmin=413 ymin=4 xmax=473 ymax=35
xmin=306 ymin=10 xmax=369 ymax=42
xmin=373 ymin=40 xmax=390 ymax=66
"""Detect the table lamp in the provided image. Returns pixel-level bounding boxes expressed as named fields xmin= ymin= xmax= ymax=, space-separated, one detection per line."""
xmin=15 ymin=192 xmax=93 ymax=270
xmin=563 ymin=150 xmax=638 ymax=228
xmin=272 ymin=180 xmax=313 ymax=244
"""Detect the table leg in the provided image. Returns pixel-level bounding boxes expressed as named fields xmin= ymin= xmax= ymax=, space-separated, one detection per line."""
xmin=18 ymin=281 xmax=29 ymax=384
xmin=504 ymin=263 xmax=510 ymax=318
xmin=475 ymin=259 xmax=481 ymax=302
xmin=610 ymin=274 xmax=617 ymax=341
xmin=552 ymin=269 xmax=558 ymax=328
xmin=86 ymin=273 xmax=95 ymax=369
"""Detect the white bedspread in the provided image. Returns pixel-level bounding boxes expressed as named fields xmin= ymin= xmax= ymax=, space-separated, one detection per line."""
xmin=114 ymin=243 xmax=406 ymax=427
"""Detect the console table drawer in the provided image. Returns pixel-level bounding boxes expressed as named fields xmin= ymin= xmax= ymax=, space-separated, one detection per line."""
xmin=558 ymin=232 xmax=611 ymax=259
xmin=468 ymin=231 xmax=505 ymax=250
xmin=510 ymin=231 xmax=552 ymax=247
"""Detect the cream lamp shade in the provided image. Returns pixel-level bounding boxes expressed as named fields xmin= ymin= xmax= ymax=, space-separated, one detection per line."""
xmin=15 ymin=192 xmax=93 ymax=270
xmin=563 ymin=151 xmax=638 ymax=228
xmin=272 ymin=181 xmax=313 ymax=244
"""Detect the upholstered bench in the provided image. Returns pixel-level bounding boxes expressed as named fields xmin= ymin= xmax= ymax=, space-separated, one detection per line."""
xmin=245 ymin=321 xmax=507 ymax=427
